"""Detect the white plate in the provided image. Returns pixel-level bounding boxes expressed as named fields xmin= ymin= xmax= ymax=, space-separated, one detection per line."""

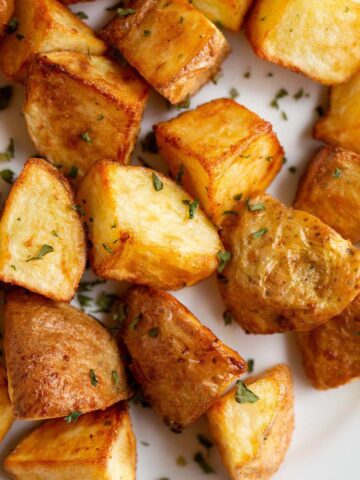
xmin=0 ymin=1 xmax=359 ymax=479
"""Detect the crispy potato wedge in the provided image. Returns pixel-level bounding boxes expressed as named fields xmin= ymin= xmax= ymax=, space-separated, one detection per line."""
xmin=0 ymin=0 xmax=106 ymax=81
xmin=76 ymin=161 xmax=223 ymax=290
xmin=297 ymin=295 xmax=360 ymax=390
xmin=4 ymin=288 xmax=130 ymax=420
xmin=246 ymin=0 xmax=360 ymax=85
xmin=218 ymin=193 xmax=360 ymax=334
xmin=314 ymin=72 xmax=360 ymax=153
xmin=207 ymin=364 xmax=294 ymax=480
xmin=192 ymin=0 xmax=253 ymax=31
xmin=0 ymin=0 xmax=13 ymax=35
xmin=24 ymin=52 xmax=149 ymax=182
xmin=121 ymin=286 xmax=246 ymax=430
xmin=101 ymin=0 xmax=230 ymax=104
xmin=155 ymin=99 xmax=283 ymax=225
xmin=294 ymin=146 xmax=360 ymax=243
xmin=0 ymin=158 xmax=85 ymax=302
xmin=4 ymin=403 xmax=136 ymax=480
xmin=0 ymin=364 xmax=13 ymax=443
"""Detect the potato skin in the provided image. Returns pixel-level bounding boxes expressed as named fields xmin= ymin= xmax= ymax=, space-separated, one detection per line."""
xmin=0 ymin=0 xmax=13 ymax=35
xmin=218 ymin=193 xmax=360 ymax=334
xmin=246 ymin=0 xmax=360 ymax=85
xmin=297 ymin=295 xmax=360 ymax=390
xmin=207 ymin=364 xmax=294 ymax=480
xmin=121 ymin=286 xmax=246 ymax=430
xmin=192 ymin=0 xmax=253 ymax=31
xmin=294 ymin=146 xmax=360 ymax=243
xmin=101 ymin=0 xmax=230 ymax=104
xmin=0 ymin=364 xmax=13 ymax=443
xmin=4 ymin=289 xmax=130 ymax=420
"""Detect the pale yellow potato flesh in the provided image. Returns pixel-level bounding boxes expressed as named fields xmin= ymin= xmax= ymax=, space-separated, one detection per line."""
xmin=0 ymin=0 xmax=13 ymax=34
xmin=0 ymin=364 xmax=13 ymax=444
xmin=192 ymin=0 xmax=253 ymax=31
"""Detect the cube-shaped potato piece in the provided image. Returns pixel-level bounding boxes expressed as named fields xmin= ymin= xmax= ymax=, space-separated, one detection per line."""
xmin=0 ymin=158 xmax=85 ymax=302
xmin=218 ymin=193 xmax=360 ymax=334
xmin=76 ymin=161 xmax=223 ymax=290
xmin=101 ymin=0 xmax=230 ymax=104
xmin=207 ymin=364 xmax=294 ymax=480
xmin=294 ymin=146 xmax=360 ymax=243
xmin=246 ymin=0 xmax=360 ymax=85
xmin=192 ymin=0 xmax=253 ymax=31
xmin=297 ymin=295 xmax=360 ymax=390
xmin=4 ymin=288 xmax=130 ymax=420
xmin=121 ymin=286 xmax=246 ymax=431
xmin=314 ymin=72 xmax=360 ymax=153
xmin=4 ymin=403 xmax=136 ymax=480
xmin=0 ymin=0 xmax=106 ymax=81
xmin=0 ymin=364 xmax=13 ymax=443
xmin=0 ymin=0 xmax=13 ymax=35
xmin=155 ymin=99 xmax=283 ymax=225
xmin=24 ymin=52 xmax=149 ymax=182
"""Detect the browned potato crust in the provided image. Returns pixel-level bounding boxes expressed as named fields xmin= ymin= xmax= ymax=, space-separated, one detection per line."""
xmin=121 ymin=286 xmax=246 ymax=430
xmin=101 ymin=0 xmax=230 ymax=104
xmin=192 ymin=0 xmax=253 ymax=31
xmin=155 ymin=99 xmax=284 ymax=225
xmin=0 ymin=0 xmax=13 ymax=35
xmin=0 ymin=364 xmax=13 ymax=443
xmin=4 ymin=289 xmax=130 ymax=420
xmin=297 ymin=295 xmax=360 ymax=390
xmin=294 ymin=146 xmax=360 ymax=243
xmin=218 ymin=193 xmax=360 ymax=334
xmin=24 ymin=51 xmax=149 ymax=182
xmin=4 ymin=403 xmax=136 ymax=480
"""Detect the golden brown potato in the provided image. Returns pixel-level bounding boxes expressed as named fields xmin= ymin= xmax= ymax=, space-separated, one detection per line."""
xmin=0 ymin=158 xmax=85 ymax=302
xmin=192 ymin=0 xmax=253 ymax=31
xmin=121 ymin=286 xmax=246 ymax=431
xmin=4 ymin=403 xmax=136 ymax=480
xmin=0 ymin=0 xmax=106 ymax=81
xmin=76 ymin=161 xmax=223 ymax=290
xmin=155 ymin=99 xmax=284 ymax=226
xmin=314 ymin=72 xmax=360 ymax=153
xmin=101 ymin=0 xmax=230 ymax=104
xmin=61 ymin=0 xmax=94 ymax=4
xmin=207 ymin=364 xmax=294 ymax=480
xmin=0 ymin=364 xmax=13 ymax=443
xmin=294 ymin=146 xmax=360 ymax=243
xmin=4 ymin=288 xmax=130 ymax=420
xmin=218 ymin=193 xmax=360 ymax=334
xmin=246 ymin=0 xmax=360 ymax=85
xmin=24 ymin=51 xmax=149 ymax=182
xmin=0 ymin=0 xmax=13 ymax=35
xmin=297 ymin=295 xmax=360 ymax=390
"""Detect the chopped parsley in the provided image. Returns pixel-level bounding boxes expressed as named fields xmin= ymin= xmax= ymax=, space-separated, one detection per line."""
xmin=152 ymin=172 xmax=163 ymax=191
xmin=223 ymin=310 xmax=233 ymax=325
xmin=235 ymin=380 xmax=259 ymax=404
xmin=0 ymin=138 xmax=14 ymax=162
xmin=68 ymin=165 xmax=78 ymax=179
xmin=176 ymin=455 xmax=187 ymax=466
xmin=75 ymin=11 xmax=88 ymax=19
xmin=26 ymin=244 xmax=54 ymax=262
xmin=0 ymin=168 xmax=15 ymax=184
xmin=51 ymin=230 xmax=59 ymax=237
xmin=332 ymin=167 xmax=341 ymax=179
xmin=247 ymin=358 xmax=255 ymax=373
xmin=193 ymin=452 xmax=215 ymax=474
xmin=183 ymin=199 xmax=199 ymax=219
xmin=229 ymin=87 xmax=239 ymax=99
xmin=90 ymin=369 xmax=98 ymax=387
xmin=288 ymin=166 xmax=297 ymax=174
xmin=293 ymin=88 xmax=305 ymax=100
xmin=197 ymin=433 xmax=214 ymax=450
xmin=252 ymin=228 xmax=268 ymax=239
xmin=270 ymin=88 xmax=288 ymax=109
xmin=176 ymin=96 xmax=190 ymax=110
xmin=5 ymin=17 xmax=19 ymax=35
xmin=175 ymin=164 xmax=185 ymax=185
xmin=243 ymin=70 xmax=251 ymax=79
xmin=72 ymin=204 xmax=85 ymax=216
xmin=233 ymin=193 xmax=242 ymax=201
xmin=246 ymin=200 xmax=265 ymax=211
xmin=223 ymin=210 xmax=238 ymax=216
xmin=102 ymin=243 xmax=114 ymax=254
xmin=117 ymin=7 xmax=136 ymax=17
xmin=78 ymin=293 xmax=92 ymax=308
xmin=148 ymin=327 xmax=160 ymax=338
xmin=0 ymin=86 xmax=13 ymax=111
xmin=217 ymin=250 xmax=231 ymax=273
xmin=281 ymin=111 xmax=288 ymax=121
xmin=95 ymin=292 xmax=118 ymax=313
xmin=64 ymin=411 xmax=82 ymax=423
xmin=80 ymin=131 xmax=92 ymax=143
xmin=112 ymin=370 xmax=119 ymax=385
xmin=129 ymin=313 xmax=142 ymax=331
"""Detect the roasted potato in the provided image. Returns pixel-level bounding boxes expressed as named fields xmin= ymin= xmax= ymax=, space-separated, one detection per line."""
xmin=0 ymin=0 xmax=13 ymax=35
xmin=4 ymin=403 xmax=136 ymax=480
xmin=246 ymin=0 xmax=360 ymax=85
xmin=0 ymin=158 xmax=85 ymax=302
xmin=218 ymin=193 xmax=360 ymax=334
xmin=297 ymin=295 xmax=360 ymax=390
xmin=76 ymin=161 xmax=223 ymax=290
xmin=4 ymin=288 xmax=130 ymax=420
xmin=101 ymin=0 xmax=230 ymax=104
xmin=155 ymin=99 xmax=284 ymax=226
xmin=0 ymin=0 xmax=106 ymax=81
xmin=314 ymin=72 xmax=360 ymax=153
xmin=62 ymin=0 xmax=94 ymax=3
xmin=207 ymin=364 xmax=294 ymax=480
xmin=121 ymin=286 xmax=246 ymax=430
xmin=294 ymin=146 xmax=360 ymax=243
xmin=24 ymin=51 xmax=149 ymax=182
xmin=0 ymin=364 xmax=13 ymax=443
xmin=191 ymin=0 xmax=253 ymax=31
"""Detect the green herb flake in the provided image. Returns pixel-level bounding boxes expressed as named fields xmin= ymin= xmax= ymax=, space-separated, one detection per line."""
xmin=10 ymin=264 xmax=16 ymax=271
xmin=5 ymin=17 xmax=19 ymax=35
xmin=0 ymin=168 xmax=15 ymax=184
xmin=217 ymin=250 xmax=231 ymax=273
xmin=176 ymin=164 xmax=185 ymax=185
xmin=141 ymin=440 xmax=150 ymax=446
xmin=281 ymin=111 xmax=288 ymax=121
xmin=148 ymin=327 xmax=160 ymax=338
xmin=215 ymin=20 xmax=224 ymax=29
xmin=75 ymin=11 xmax=88 ymax=19
xmin=152 ymin=172 xmax=163 ymax=191
xmin=0 ymin=86 xmax=13 ymax=111
xmin=223 ymin=310 xmax=233 ymax=325
xmin=80 ymin=131 xmax=92 ymax=143
xmin=247 ymin=358 xmax=255 ymax=373
xmin=252 ymin=228 xmax=268 ymax=239
xmin=176 ymin=455 xmax=187 ymax=466
xmin=332 ymin=167 xmax=341 ymax=179
xmin=229 ymin=87 xmax=239 ymax=99
xmin=117 ymin=7 xmax=136 ymax=17
xmin=51 ymin=230 xmax=59 ymax=237
xmin=193 ymin=452 xmax=215 ymax=474
xmin=97 ymin=114 xmax=104 ymax=121
xmin=243 ymin=71 xmax=251 ymax=79
xmin=129 ymin=313 xmax=142 ymax=331
xmin=197 ymin=433 xmax=214 ymax=450
xmin=95 ymin=292 xmax=118 ymax=313
xmin=293 ymin=88 xmax=304 ymax=100
xmin=246 ymin=200 xmax=265 ymax=212
xmin=182 ymin=199 xmax=199 ymax=219
xmin=144 ymin=29 xmax=151 ymax=36
xmin=68 ymin=165 xmax=78 ymax=179
xmin=72 ymin=204 xmax=85 ymax=216
xmin=102 ymin=243 xmax=114 ymax=254
xmin=270 ymin=88 xmax=288 ymax=109
xmin=176 ymin=96 xmax=190 ymax=110
xmin=26 ymin=244 xmax=54 ymax=262
xmin=64 ymin=411 xmax=82 ymax=423
xmin=288 ymin=166 xmax=297 ymax=174
xmin=0 ymin=138 xmax=14 ymax=162
xmin=112 ymin=370 xmax=119 ymax=385
xmin=223 ymin=210 xmax=238 ymax=216
xmin=233 ymin=193 xmax=242 ymax=201
xmin=90 ymin=369 xmax=98 ymax=387
xmin=235 ymin=380 xmax=259 ymax=404
xmin=78 ymin=294 xmax=92 ymax=308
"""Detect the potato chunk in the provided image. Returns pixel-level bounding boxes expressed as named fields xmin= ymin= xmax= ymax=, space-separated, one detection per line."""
xmin=0 ymin=158 xmax=85 ymax=302
xmin=4 ymin=288 xmax=130 ymax=420
xmin=101 ymin=0 xmax=230 ymax=104
xmin=24 ymin=52 xmax=149 ymax=182
xmin=155 ymin=99 xmax=283 ymax=225
xmin=4 ymin=403 xmax=136 ymax=480
xmin=294 ymin=146 xmax=360 ymax=243
xmin=218 ymin=193 xmax=360 ymax=334
xmin=191 ymin=0 xmax=252 ymax=31
xmin=121 ymin=286 xmax=246 ymax=431
xmin=246 ymin=0 xmax=360 ymax=85
xmin=0 ymin=364 xmax=13 ymax=443
xmin=0 ymin=0 xmax=106 ymax=81
xmin=297 ymin=295 xmax=360 ymax=390
xmin=0 ymin=0 xmax=13 ymax=35
xmin=314 ymin=72 xmax=360 ymax=153
xmin=207 ymin=364 xmax=294 ymax=480
xmin=76 ymin=161 xmax=223 ymax=290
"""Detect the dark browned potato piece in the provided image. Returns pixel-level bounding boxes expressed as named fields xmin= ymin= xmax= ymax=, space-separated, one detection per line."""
xmin=121 ymin=286 xmax=246 ymax=431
